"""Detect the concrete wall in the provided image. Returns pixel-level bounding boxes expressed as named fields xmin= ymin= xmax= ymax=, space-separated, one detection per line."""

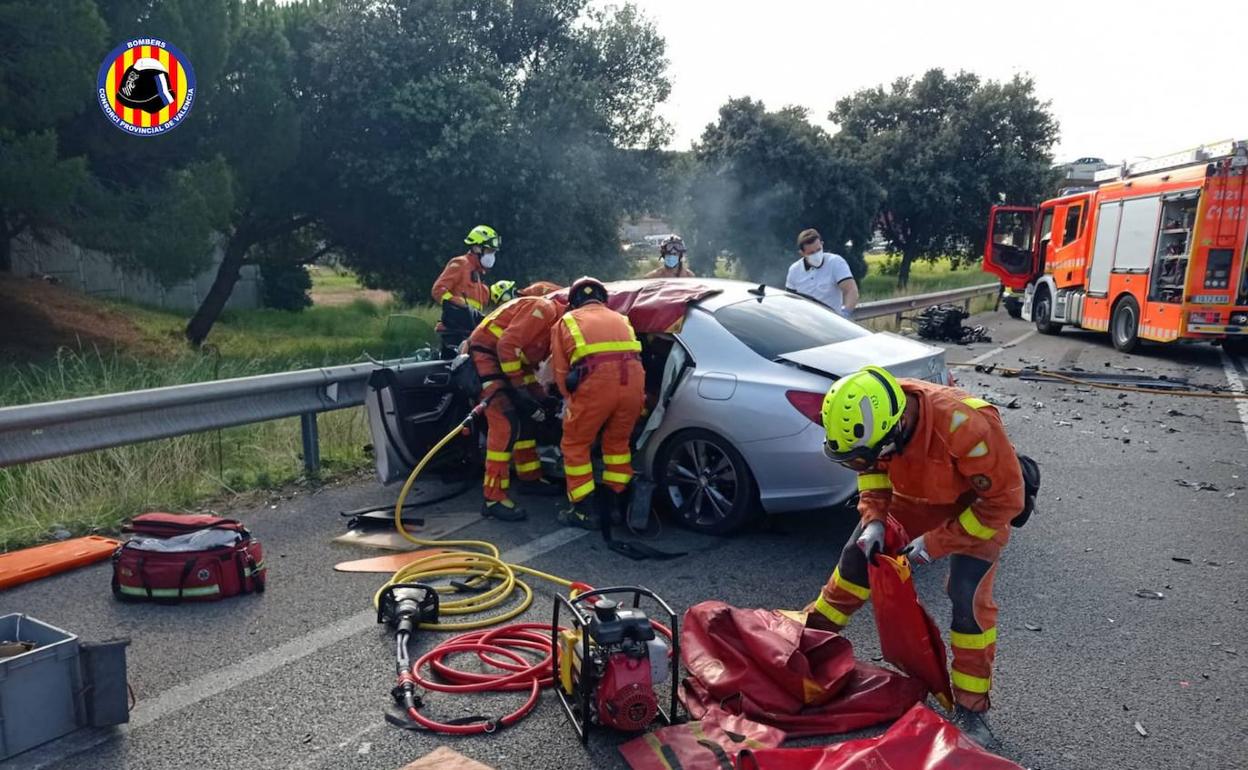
xmin=11 ymin=231 xmax=260 ymax=312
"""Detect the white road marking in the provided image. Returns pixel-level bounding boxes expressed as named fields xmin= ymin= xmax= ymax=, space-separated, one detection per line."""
xmin=965 ymin=329 xmax=1039 ymax=365
xmin=1219 ymin=349 xmax=1248 ymax=448
xmin=8 ymin=528 xmax=591 ymax=770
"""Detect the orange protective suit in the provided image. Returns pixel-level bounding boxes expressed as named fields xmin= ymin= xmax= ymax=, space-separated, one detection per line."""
xmin=467 ymin=297 xmax=563 ymax=502
xmin=518 ymin=281 xmax=562 ymax=297
xmin=812 ymin=379 xmax=1024 ymax=712
xmin=549 ymin=302 xmax=644 ymax=503
xmin=432 ymin=252 xmax=490 ymax=312
xmin=644 ymin=264 xmax=695 ymax=278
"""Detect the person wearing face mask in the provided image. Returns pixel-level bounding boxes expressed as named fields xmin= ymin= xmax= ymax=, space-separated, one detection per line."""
xmin=785 ymin=228 xmax=859 ymax=319
xmin=431 ymin=225 xmax=499 ymax=353
xmin=645 ymin=235 xmax=695 ymax=278
xmin=801 ymin=365 xmax=1030 ymax=748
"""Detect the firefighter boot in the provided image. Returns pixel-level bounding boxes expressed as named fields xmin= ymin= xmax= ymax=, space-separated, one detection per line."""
xmin=556 ymin=500 xmax=601 ymax=530
xmin=952 ymin=705 xmax=997 ymax=749
xmin=482 ymin=498 xmax=528 ymax=522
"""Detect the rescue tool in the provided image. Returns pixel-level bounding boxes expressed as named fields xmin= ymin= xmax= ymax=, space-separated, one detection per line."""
xmin=551 ymin=586 xmax=682 ymax=744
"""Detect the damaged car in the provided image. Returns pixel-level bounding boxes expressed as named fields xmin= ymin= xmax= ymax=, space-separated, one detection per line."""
xmin=366 ymin=279 xmax=949 ymax=535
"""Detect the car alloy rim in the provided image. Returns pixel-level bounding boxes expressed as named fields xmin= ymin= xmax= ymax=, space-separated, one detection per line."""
xmin=665 ymin=439 xmax=738 ymax=526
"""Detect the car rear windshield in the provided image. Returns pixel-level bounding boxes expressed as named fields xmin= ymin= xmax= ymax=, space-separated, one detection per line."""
xmin=713 ymin=293 xmax=868 ymax=360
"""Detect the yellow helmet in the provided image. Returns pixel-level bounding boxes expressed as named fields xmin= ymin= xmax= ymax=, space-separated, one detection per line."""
xmin=465 ymin=225 xmax=500 ymax=249
xmin=490 ymin=280 xmax=517 ymax=305
xmin=821 ymin=366 xmax=906 ymax=464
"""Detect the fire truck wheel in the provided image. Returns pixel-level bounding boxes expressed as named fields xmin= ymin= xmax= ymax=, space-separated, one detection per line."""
xmin=1111 ymin=296 xmax=1141 ymax=353
xmin=1033 ymin=287 xmax=1062 ymax=335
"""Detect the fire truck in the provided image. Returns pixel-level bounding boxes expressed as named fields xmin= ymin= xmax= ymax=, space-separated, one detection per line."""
xmin=982 ymin=140 xmax=1248 ymax=355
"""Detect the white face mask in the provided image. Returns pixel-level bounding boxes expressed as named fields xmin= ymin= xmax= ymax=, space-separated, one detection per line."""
xmin=805 ymin=250 xmax=825 ymax=268
xmin=480 ymin=251 xmax=496 ymax=269
xmin=664 ymin=254 xmax=680 ymax=269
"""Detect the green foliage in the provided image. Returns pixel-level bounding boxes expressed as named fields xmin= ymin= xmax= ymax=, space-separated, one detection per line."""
xmin=831 ymin=69 xmax=1059 ymax=286
xmin=672 ymin=99 xmax=878 ymax=285
xmin=310 ymin=0 xmax=672 ymax=297
xmin=259 ymin=261 xmax=312 ymax=311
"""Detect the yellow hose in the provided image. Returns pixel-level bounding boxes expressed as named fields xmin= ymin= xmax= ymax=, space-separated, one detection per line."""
xmin=372 ymin=409 xmax=577 ymax=631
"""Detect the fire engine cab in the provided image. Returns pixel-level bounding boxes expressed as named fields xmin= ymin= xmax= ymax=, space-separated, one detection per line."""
xmin=983 ymin=140 xmax=1248 ymax=355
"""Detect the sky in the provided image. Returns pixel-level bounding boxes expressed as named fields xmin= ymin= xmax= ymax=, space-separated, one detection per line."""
xmin=622 ymin=0 xmax=1246 ymax=164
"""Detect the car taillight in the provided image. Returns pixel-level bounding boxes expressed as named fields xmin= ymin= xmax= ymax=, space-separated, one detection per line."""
xmin=785 ymin=390 xmax=825 ymax=426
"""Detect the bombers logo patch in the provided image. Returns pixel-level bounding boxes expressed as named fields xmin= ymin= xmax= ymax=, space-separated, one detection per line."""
xmin=970 ymin=474 xmax=992 ymax=492
xmin=97 ymin=38 xmax=196 ymax=136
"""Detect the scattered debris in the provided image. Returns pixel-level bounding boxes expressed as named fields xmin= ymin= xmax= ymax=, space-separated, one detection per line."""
xmin=1175 ymin=479 xmax=1220 ymax=492
xmin=1134 ymin=721 xmax=1149 ymax=737
xmin=1135 ymin=589 xmax=1165 ymax=600
xmin=1024 ymin=623 xmax=1042 ymax=632
xmin=1222 ymin=647 xmax=1238 ymax=656
xmin=1054 ymin=420 xmax=1073 ymax=427
xmin=1171 ymin=556 xmax=1193 ymax=564
xmin=913 ymin=305 xmax=992 ymax=344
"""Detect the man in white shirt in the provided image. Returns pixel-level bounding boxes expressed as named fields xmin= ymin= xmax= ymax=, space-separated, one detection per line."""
xmin=785 ymin=228 xmax=860 ymax=319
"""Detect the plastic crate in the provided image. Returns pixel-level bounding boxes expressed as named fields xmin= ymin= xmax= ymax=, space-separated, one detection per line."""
xmin=0 ymin=613 xmax=86 ymax=761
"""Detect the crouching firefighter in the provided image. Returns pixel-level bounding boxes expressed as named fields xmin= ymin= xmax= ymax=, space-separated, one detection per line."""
xmin=806 ymin=365 xmax=1037 ymax=748
xmin=467 ymin=294 xmax=566 ymax=521
xmin=550 ymin=277 xmax=644 ymax=529
xmin=431 ymin=225 xmax=498 ymax=355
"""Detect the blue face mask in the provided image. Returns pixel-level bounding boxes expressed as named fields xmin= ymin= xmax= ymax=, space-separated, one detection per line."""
xmin=664 ymin=254 xmax=680 ymax=269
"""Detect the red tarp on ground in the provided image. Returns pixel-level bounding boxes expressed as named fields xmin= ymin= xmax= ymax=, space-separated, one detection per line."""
xmin=550 ymin=280 xmax=720 ymax=334
xmin=617 ymin=705 xmax=785 ymax=770
xmin=679 ymin=602 xmax=927 ymax=738
xmin=869 ymin=517 xmax=954 ymax=709
xmin=736 ymin=703 xmax=1024 ymax=770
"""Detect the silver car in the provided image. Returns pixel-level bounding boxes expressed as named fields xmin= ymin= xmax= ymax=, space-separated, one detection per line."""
xmin=366 ymin=279 xmax=949 ymax=534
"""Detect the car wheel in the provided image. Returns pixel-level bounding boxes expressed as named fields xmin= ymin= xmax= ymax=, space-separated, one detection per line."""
xmin=1111 ymin=296 xmax=1141 ymax=353
xmin=1033 ymin=288 xmax=1062 ymax=335
xmin=654 ymin=429 xmax=757 ymax=535
xmin=1004 ymin=298 xmax=1023 ymax=320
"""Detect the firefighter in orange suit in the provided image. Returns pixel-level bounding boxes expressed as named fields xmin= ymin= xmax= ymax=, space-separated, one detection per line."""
xmin=809 ymin=365 xmax=1025 ymax=748
xmin=467 ymin=294 xmax=565 ymax=521
xmin=549 ymin=277 xmax=645 ymax=528
xmin=519 ymin=280 xmax=563 ymax=297
xmin=432 ymin=225 xmax=497 ymax=351
xmin=645 ymin=235 xmax=695 ymax=278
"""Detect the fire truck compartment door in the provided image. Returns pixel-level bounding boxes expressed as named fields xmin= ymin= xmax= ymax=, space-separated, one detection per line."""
xmin=1088 ymin=201 xmax=1123 ymax=295
xmin=1113 ymin=195 xmax=1162 ymax=271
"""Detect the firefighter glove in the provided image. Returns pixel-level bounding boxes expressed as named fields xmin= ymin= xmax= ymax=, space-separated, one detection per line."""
xmin=856 ymin=520 xmax=885 ymax=564
xmin=900 ymin=534 xmax=932 ymax=566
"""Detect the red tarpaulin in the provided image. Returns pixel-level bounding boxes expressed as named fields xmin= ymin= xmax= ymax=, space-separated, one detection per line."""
xmin=617 ymin=705 xmax=785 ymax=770
xmin=679 ymin=602 xmax=927 ymax=738
xmin=869 ymin=517 xmax=954 ymax=709
xmin=550 ymin=279 xmax=721 ymax=334
xmin=737 ymin=703 xmax=1024 ymax=770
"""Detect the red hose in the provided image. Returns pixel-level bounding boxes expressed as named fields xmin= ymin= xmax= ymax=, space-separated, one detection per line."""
xmin=403 ymin=619 xmax=676 ymax=735
xmin=405 ymin=623 xmax=556 ymax=734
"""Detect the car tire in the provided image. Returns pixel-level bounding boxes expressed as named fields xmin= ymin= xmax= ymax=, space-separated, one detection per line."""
xmin=1004 ymin=299 xmax=1023 ymax=320
xmin=1033 ymin=287 xmax=1062 ymax=335
xmin=1111 ymin=296 xmax=1141 ymax=353
xmin=654 ymin=429 xmax=757 ymax=535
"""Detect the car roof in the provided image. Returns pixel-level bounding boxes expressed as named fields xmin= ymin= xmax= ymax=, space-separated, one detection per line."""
xmin=601 ymin=277 xmax=789 ymax=314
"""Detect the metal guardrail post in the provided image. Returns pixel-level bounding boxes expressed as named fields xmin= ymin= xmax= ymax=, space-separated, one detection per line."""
xmin=300 ymin=413 xmax=320 ymax=474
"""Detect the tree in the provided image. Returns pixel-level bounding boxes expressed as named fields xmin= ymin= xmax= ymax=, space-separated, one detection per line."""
xmin=0 ymin=0 xmax=107 ymax=271
xmin=832 ymin=69 xmax=1060 ymax=287
xmin=308 ymin=0 xmax=672 ymax=299
xmin=675 ymin=98 xmax=878 ymax=284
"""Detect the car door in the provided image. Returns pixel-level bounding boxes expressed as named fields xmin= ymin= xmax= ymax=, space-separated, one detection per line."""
xmin=364 ymin=360 xmax=472 ymax=484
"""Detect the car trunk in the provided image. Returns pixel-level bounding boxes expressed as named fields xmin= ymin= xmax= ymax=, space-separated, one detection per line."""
xmin=777 ymin=332 xmax=948 ymax=384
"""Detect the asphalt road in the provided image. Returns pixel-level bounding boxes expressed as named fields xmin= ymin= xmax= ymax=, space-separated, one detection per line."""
xmin=4 ymin=309 xmax=1247 ymax=770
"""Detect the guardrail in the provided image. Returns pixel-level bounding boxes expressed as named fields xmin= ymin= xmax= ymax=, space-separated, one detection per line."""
xmin=853 ymin=282 xmax=1001 ymax=322
xmin=0 ymin=281 xmax=1003 ymax=472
